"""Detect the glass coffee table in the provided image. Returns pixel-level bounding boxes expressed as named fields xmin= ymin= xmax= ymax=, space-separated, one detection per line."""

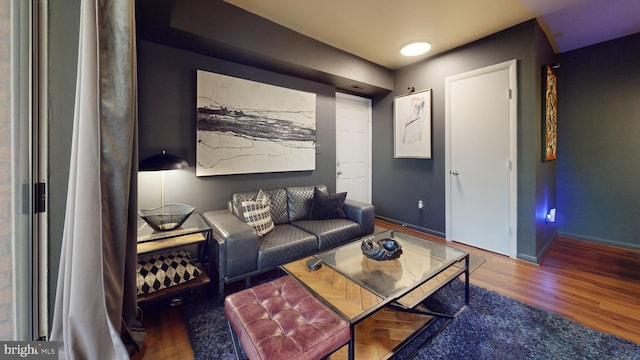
xmin=281 ymin=229 xmax=469 ymax=359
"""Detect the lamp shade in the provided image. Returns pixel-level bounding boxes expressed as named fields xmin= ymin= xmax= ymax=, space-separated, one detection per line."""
xmin=139 ymin=151 xmax=188 ymax=171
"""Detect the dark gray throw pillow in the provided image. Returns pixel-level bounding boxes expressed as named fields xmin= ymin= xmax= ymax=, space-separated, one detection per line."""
xmin=309 ymin=187 xmax=347 ymax=220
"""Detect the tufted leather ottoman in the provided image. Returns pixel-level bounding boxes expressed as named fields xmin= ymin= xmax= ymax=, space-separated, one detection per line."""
xmin=225 ymin=275 xmax=350 ymax=360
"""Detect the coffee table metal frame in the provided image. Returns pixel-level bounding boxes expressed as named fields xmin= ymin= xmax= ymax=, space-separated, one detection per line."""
xmin=281 ymin=229 xmax=469 ymax=360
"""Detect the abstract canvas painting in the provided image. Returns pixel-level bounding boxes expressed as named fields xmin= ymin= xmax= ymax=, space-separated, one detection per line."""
xmin=196 ymin=70 xmax=316 ymax=176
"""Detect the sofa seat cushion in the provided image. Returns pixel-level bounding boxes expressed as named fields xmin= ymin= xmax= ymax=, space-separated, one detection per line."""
xmin=258 ymin=224 xmax=319 ymax=269
xmin=292 ymin=219 xmax=361 ymax=251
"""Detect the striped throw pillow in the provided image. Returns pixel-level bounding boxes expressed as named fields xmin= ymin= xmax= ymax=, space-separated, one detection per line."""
xmin=241 ymin=189 xmax=275 ymax=236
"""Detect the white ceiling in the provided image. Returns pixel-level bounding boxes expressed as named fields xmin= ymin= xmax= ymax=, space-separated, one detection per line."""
xmin=225 ymin=0 xmax=640 ymax=69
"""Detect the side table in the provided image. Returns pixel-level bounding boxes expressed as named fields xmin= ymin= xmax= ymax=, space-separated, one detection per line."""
xmin=136 ymin=212 xmax=213 ymax=302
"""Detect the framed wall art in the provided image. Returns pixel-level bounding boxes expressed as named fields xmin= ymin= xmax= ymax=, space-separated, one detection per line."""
xmin=393 ymin=89 xmax=432 ymax=158
xmin=543 ymin=65 xmax=558 ymax=162
xmin=195 ymin=70 xmax=316 ymax=176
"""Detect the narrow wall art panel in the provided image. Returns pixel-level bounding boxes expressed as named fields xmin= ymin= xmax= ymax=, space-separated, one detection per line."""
xmin=196 ymin=70 xmax=316 ymax=176
xmin=543 ymin=65 xmax=558 ymax=162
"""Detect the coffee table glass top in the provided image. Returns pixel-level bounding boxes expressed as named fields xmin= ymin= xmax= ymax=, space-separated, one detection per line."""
xmin=314 ymin=229 xmax=467 ymax=300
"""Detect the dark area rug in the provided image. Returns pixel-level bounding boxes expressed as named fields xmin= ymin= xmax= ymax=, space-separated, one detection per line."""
xmin=184 ymin=297 xmax=236 ymax=360
xmin=184 ymin=279 xmax=640 ymax=360
xmin=395 ymin=280 xmax=640 ymax=360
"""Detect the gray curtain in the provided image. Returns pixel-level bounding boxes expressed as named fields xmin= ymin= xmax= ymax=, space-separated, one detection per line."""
xmin=50 ymin=0 xmax=146 ymax=358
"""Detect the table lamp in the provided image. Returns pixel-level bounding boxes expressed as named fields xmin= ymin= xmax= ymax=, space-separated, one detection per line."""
xmin=138 ymin=151 xmax=194 ymax=231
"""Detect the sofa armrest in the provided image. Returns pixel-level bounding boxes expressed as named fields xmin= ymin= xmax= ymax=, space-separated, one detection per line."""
xmin=343 ymin=199 xmax=375 ymax=236
xmin=201 ymin=210 xmax=259 ymax=280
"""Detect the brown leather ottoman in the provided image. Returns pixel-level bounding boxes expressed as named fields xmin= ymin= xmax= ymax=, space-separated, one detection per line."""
xmin=225 ymin=275 xmax=350 ymax=360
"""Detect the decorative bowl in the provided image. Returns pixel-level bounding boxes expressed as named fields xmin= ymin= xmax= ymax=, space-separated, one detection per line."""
xmin=138 ymin=203 xmax=196 ymax=232
xmin=361 ymin=237 xmax=402 ymax=261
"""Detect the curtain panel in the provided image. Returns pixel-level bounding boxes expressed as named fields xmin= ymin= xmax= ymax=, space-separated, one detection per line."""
xmin=50 ymin=0 xmax=145 ymax=358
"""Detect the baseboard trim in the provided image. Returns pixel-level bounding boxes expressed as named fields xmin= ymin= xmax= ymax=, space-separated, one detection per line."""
xmin=516 ymin=235 xmax=555 ymax=265
xmin=516 ymin=253 xmax=539 ymax=264
xmin=538 ymin=231 xmax=557 ymax=260
xmin=374 ymin=215 xmax=446 ymax=238
xmin=557 ymin=231 xmax=640 ymax=251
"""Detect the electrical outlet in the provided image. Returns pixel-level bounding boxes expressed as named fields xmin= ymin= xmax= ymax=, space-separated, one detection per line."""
xmin=418 ymin=200 xmax=424 ymax=209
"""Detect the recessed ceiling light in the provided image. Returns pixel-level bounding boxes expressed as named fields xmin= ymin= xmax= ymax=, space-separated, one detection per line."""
xmin=400 ymin=42 xmax=432 ymax=56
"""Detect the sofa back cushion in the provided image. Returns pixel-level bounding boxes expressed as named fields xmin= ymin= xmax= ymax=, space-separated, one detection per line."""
xmin=266 ymin=189 xmax=289 ymax=224
xmin=232 ymin=188 xmax=289 ymax=225
xmin=286 ymin=185 xmax=327 ymax=222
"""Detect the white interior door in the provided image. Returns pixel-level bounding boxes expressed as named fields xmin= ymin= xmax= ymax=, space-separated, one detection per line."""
xmin=336 ymin=92 xmax=371 ymax=203
xmin=445 ymin=60 xmax=517 ymax=257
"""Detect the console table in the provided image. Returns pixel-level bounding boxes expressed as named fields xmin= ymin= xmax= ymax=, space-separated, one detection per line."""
xmin=136 ymin=212 xmax=212 ymax=302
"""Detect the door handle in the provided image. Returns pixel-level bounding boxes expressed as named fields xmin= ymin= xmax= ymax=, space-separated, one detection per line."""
xmin=451 ymin=170 xmax=460 ymax=176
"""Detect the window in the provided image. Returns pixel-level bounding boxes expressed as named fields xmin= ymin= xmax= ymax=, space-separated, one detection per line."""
xmin=1 ymin=0 xmax=43 ymax=340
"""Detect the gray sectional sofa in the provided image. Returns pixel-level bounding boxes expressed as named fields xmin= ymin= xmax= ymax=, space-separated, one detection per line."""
xmin=202 ymin=184 xmax=375 ymax=294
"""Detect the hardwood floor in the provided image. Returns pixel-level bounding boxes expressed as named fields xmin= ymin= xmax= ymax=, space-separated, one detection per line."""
xmin=132 ymin=302 xmax=194 ymax=360
xmin=132 ymin=220 xmax=640 ymax=359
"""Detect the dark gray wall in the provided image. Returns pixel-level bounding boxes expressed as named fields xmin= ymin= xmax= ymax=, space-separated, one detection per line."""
xmin=48 ymin=0 xmax=80 ymax=326
xmin=556 ymin=33 xmax=640 ymax=250
xmin=137 ymin=41 xmax=339 ymax=212
xmin=372 ymin=20 xmax=557 ymax=262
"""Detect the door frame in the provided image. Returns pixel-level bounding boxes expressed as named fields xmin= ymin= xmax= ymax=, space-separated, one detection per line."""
xmin=444 ymin=60 xmax=518 ymax=258
xmin=335 ymin=92 xmax=372 ymax=203
xmin=35 ymin=0 xmax=49 ymax=338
